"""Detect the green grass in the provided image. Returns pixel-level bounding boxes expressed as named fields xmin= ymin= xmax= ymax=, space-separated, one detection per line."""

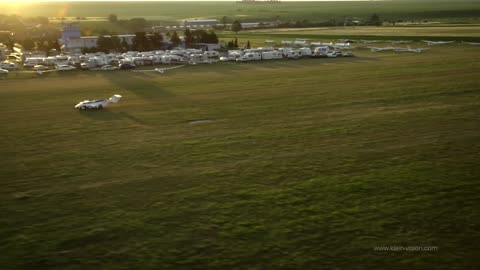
xmin=3 ymin=0 xmax=480 ymax=23
xmin=218 ymin=25 xmax=480 ymax=47
xmin=1 ymin=45 xmax=479 ymax=269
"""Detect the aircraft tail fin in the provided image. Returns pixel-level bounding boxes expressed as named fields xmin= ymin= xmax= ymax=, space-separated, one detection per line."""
xmin=108 ymin=94 xmax=122 ymax=103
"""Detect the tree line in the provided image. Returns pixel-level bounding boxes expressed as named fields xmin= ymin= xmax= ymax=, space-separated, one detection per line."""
xmin=82 ymin=29 xmax=219 ymax=53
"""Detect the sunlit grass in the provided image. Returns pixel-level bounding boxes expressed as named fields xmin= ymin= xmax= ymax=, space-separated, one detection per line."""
xmin=0 ymin=45 xmax=479 ymax=269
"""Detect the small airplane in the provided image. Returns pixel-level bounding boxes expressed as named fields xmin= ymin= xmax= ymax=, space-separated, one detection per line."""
xmin=360 ymin=40 xmax=383 ymax=44
xmin=338 ymin=39 xmax=356 ymax=43
xmin=422 ymin=40 xmax=455 ymax=45
xmin=462 ymin=41 xmax=480 ymax=46
xmin=75 ymin=94 xmax=122 ymax=110
xmin=131 ymin=65 xmax=185 ymax=74
xmin=293 ymin=39 xmax=309 ymax=46
xmin=332 ymin=43 xmax=353 ymax=50
xmin=370 ymin=46 xmax=398 ymax=52
xmin=394 ymin=46 xmax=429 ymax=53
xmin=391 ymin=40 xmax=413 ymax=44
xmin=281 ymin=40 xmax=293 ymax=45
xmin=310 ymin=42 xmax=333 ymax=46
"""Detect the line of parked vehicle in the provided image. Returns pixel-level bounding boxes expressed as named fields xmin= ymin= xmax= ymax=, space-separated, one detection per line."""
xmin=0 ymin=45 xmax=355 ymax=75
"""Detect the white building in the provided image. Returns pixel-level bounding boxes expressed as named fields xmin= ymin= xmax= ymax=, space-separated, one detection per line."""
xmin=183 ymin=19 xmax=219 ymax=28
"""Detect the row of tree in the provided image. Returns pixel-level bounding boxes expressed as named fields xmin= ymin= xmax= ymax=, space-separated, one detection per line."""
xmin=226 ymin=38 xmax=252 ymax=49
xmin=277 ymin=14 xmax=383 ymax=28
xmin=2 ymin=35 xmax=61 ymax=56
xmin=184 ymin=29 xmax=219 ymax=47
xmin=82 ymin=29 xmax=219 ymax=53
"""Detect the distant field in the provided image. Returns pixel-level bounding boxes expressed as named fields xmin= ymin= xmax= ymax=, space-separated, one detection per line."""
xmin=1 ymin=45 xmax=479 ymax=269
xmin=249 ymin=25 xmax=480 ymax=37
xmin=3 ymin=0 xmax=480 ymax=23
xmin=219 ymin=25 xmax=480 ymax=46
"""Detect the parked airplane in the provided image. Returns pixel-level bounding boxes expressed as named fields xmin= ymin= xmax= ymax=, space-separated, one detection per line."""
xmin=370 ymin=46 xmax=428 ymax=53
xmin=132 ymin=65 xmax=185 ymax=74
xmin=462 ymin=41 xmax=480 ymax=46
xmin=370 ymin=46 xmax=398 ymax=52
xmin=391 ymin=40 xmax=413 ymax=44
xmin=360 ymin=40 xmax=383 ymax=44
xmin=75 ymin=95 xmax=122 ymax=110
xmin=394 ymin=46 xmax=429 ymax=53
xmin=293 ymin=39 xmax=309 ymax=46
xmin=422 ymin=40 xmax=455 ymax=45
xmin=332 ymin=43 xmax=353 ymax=50
xmin=310 ymin=42 xmax=332 ymax=46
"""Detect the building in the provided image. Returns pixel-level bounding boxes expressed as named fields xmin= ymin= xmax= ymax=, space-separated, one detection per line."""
xmin=183 ymin=19 xmax=219 ymax=28
xmin=61 ymin=23 xmax=81 ymax=52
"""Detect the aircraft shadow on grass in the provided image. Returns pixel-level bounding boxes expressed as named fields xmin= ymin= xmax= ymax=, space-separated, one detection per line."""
xmin=96 ymin=72 xmax=174 ymax=100
xmin=78 ymin=109 xmax=145 ymax=125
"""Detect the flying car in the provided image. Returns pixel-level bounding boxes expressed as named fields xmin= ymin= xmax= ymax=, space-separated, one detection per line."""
xmin=75 ymin=94 xmax=122 ymax=110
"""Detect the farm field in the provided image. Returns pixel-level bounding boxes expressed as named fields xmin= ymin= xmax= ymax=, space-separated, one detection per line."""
xmin=2 ymin=0 xmax=480 ymax=23
xmin=220 ymin=25 xmax=480 ymax=47
xmin=248 ymin=25 xmax=480 ymax=37
xmin=1 ymin=45 xmax=479 ymax=269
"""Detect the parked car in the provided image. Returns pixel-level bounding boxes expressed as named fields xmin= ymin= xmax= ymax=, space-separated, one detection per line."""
xmin=119 ymin=63 xmax=135 ymax=70
xmin=0 ymin=68 xmax=9 ymax=74
xmin=343 ymin=52 xmax=354 ymax=57
xmin=56 ymin=64 xmax=76 ymax=71
xmin=326 ymin=51 xmax=342 ymax=58
xmin=80 ymin=63 xmax=91 ymax=70
xmin=0 ymin=61 xmax=18 ymax=70
xmin=24 ymin=62 xmax=38 ymax=68
xmin=33 ymin=65 xmax=49 ymax=71
xmin=101 ymin=65 xmax=118 ymax=71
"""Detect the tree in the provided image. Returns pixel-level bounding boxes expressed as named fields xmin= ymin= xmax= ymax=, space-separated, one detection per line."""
xmin=184 ymin=28 xmax=194 ymax=47
xmin=21 ymin=38 xmax=35 ymax=51
xmin=170 ymin=31 xmax=181 ymax=47
xmin=369 ymin=13 xmax=382 ymax=26
xmin=120 ymin=38 xmax=129 ymax=52
xmin=246 ymin=40 xmax=251 ymax=49
xmin=150 ymin=33 xmax=164 ymax=50
xmin=97 ymin=36 xmax=111 ymax=52
xmin=5 ymin=36 xmax=15 ymax=51
xmin=208 ymin=30 xmax=218 ymax=44
xmin=108 ymin=14 xmax=118 ymax=23
xmin=222 ymin=16 xmax=228 ymax=28
xmin=133 ymin=32 xmax=148 ymax=51
xmin=129 ymin=18 xmax=148 ymax=32
xmin=51 ymin=39 xmax=61 ymax=52
xmin=41 ymin=40 xmax=51 ymax=56
xmin=111 ymin=35 xmax=121 ymax=52
xmin=231 ymin=20 xmax=242 ymax=35
xmin=227 ymin=40 xmax=234 ymax=49
xmin=234 ymin=37 xmax=238 ymax=48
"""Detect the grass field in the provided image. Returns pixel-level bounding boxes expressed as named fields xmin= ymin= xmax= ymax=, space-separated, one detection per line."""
xmin=249 ymin=25 xmax=480 ymax=37
xmin=3 ymin=0 xmax=480 ymax=23
xmin=219 ymin=25 xmax=480 ymax=46
xmin=1 ymin=45 xmax=479 ymax=269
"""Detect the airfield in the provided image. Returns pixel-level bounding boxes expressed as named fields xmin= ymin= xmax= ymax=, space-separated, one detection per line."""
xmin=1 ymin=39 xmax=479 ymax=269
